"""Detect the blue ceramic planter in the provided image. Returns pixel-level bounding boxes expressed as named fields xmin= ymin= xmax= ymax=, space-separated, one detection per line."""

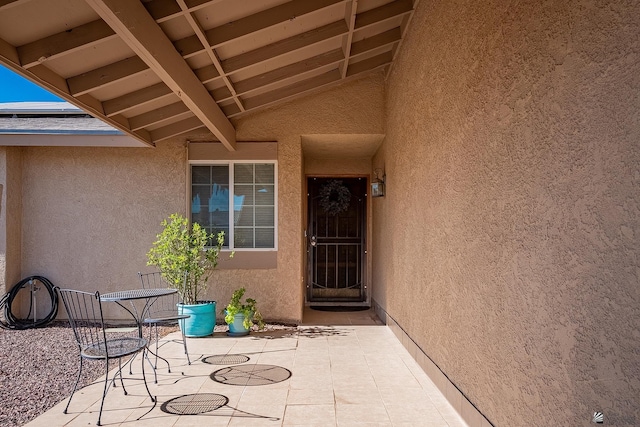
xmin=178 ymin=301 xmax=216 ymax=337
xmin=227 ymin=312 xmax=251 ymax=336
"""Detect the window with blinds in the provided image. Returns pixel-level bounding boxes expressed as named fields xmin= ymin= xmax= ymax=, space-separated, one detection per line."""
xmin=190 ymin=162 xmax=276 ymax=250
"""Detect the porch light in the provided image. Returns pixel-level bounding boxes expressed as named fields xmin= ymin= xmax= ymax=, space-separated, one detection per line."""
xmin=371 ymin=168 xmax=385 ymax=197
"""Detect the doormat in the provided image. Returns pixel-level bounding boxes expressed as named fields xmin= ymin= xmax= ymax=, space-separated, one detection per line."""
xmin=310 ymin=306 xmax=370 ymax=312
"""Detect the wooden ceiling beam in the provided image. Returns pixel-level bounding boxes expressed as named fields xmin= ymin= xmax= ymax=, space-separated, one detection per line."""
xmin=219 ymin=101 xmax=241 ymax=117
xmin=17 ymin=20 xmax=116 ymax=68
xmin=194 ymin=64 xmax=220 ymax=84
xmin=350 ymin=27 xmax=401 ymax=57
xmin=171 ymin=0 xmax=346 ymax=59
xmin=67 ymin=56 xmax=149 ymax=96
xmin=386 ymin=0 xmax=419 ymax=78
xmin=103 ymin=82 xmax=174 ymax=117
xmin=142 ymin=0 xmax=181 ymax=23
xmin=101 ymin=65 xmax=223 ymax=116
xmin=86 ymin=0 xmax=236 ymax=150
xmin=234 ymin=48 xmax=344 ymax=97
xmin=222 ymin=20 xmax=348 ymax=74
xmin=144 ymin=0 xmax=225 ymax=23
xmin=129 ymin=101 xmax=191 ymax=131
xmin=177 ymin=0 xmax=245 ymax=113
xmin=341 ymin=0 xmax=358 ymax=78
xmin=150 ymin=116 xmax=204 ymax=142
xmin=346 ymin=50 xmax=393 ymax=77
xmin=206 ymin=0 xmax=346 ymax=47
xmin=172 ymin=35 xmax=202 ymax=59
xmin=243 ymin=68 xmax=341 ymax=111
xmin=210 ymin=86 xmax=232 ymax=102
xmin=354 ymin=0 xmax=413 ymax=30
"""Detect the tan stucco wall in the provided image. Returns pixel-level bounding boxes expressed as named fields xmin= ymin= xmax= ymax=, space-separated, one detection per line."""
xmin=0 ymin=147 xmax=22 ymax=295
xmin=304 ymin=157 xmax=371 ymax=176
xmin=18 ymin=72 xmax=384 ymax=323
xmin=373 ymin=0 xmax=640 ymax=426
xmin=20 ymin=142 xmax=185 ymax=319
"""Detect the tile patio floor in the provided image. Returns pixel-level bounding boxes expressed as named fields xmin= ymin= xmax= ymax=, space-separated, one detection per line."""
xmin=25 ymin=307 xmax=468 ymax=427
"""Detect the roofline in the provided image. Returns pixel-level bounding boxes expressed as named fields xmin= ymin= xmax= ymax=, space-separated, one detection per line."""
xmin=0 ymin=101 xmax=84 ymax=115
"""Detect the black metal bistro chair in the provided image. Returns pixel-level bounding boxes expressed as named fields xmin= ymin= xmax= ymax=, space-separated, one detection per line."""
xmin=56 ymin=288 xmax=154 ymax=426
xmin=138 ymin=272 xmax=191 ymax=381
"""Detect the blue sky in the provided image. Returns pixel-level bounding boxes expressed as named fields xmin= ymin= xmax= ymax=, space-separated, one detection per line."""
xmin=0 ymin=64 xmax=63 ymax=102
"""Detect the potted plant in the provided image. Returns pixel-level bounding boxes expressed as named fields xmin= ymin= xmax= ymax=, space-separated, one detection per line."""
xmin=223 ymin=287 xmax=265 ymax=336
xmin=146 ymin=213 xmax=227 ymax=337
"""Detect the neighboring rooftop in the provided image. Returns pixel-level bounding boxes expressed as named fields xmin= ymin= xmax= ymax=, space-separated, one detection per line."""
xmin=0 ymin=101 xmax=121 ymax=136
xmin=0 ymin=102 xmax=85 ymax=116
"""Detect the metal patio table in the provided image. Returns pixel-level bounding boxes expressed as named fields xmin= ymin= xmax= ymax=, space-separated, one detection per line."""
xmin=100 ymin=288 xmax=177 ymax=331
xmin=100 ymin=288 xmax=179 ymax=378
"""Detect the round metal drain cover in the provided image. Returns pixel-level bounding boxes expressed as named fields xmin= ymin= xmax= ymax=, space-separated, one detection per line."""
xmin=161 ymin=393 xmax=228 ymax=415
xmin=202 ymin=354 xmax=250 ymax=365
xmin=211 ymin=364 xmax=292 ymax=386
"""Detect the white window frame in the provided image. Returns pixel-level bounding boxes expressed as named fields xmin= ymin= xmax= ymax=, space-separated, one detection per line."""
xmin=189 ymin=160 xmax=278 ymax=251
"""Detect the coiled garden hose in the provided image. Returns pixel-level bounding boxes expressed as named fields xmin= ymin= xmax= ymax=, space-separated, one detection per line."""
xmin=0 ymin=276 xmax=58 ymax=329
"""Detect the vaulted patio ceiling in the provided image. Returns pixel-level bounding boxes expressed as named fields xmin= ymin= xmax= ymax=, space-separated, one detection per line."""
xmin=0 ymin=0 xmax=416 ymax=149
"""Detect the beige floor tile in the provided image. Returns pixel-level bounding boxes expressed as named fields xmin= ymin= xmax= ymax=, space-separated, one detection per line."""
xmin=27 ymin=310 xmax=470 ymax=427
xmin=283 ymin=404 xmax=336 ymax=425
xmin=335 ymin=403 xmax=391 ymax=425
xmin=227 ymin=404 xmax=285 ymax=425
xmin=332 ymin=376 xmax=378 ymax=390
xmin=334 ymin=386 xmax=384 ymax=406
xmin=385 ymin=404 xmax=452 ymax=426
xmin=287 ymin=387 xmax=335 ymax=405
xmin=172 ymin=413 xmax=232 ymax=426
xmin=289 ymin=375 xmax=333 ymax=390
xmin=239 ymin=387 xmax=289 ymax=405
xmin=123 ymin=412 xmax=180 ymax=426
xmin=378 ymin=387 xmax=437 ymax=408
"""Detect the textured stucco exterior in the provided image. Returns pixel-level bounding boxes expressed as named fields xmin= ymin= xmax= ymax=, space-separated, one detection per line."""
xmin=0 ymin=147 xmax=22 ymax=296
xmin=373 ymin=0 xmax=640 ymax=426
xmin=15 ymin=73 xmax=384 ymax=323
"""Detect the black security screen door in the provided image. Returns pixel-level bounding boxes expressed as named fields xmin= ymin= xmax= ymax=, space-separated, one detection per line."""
xmin=307 ymin=177 xmax=367 ymax=303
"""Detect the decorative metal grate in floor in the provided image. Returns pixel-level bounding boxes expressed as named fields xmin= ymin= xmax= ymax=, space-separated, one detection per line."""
xmin=161 ymin=393 xmax=279 ymax=421
xmin=202 ymin=354 xmax=250 ymax=365
xmin=210 ymin=364 xmax=292 ymax=386
xmin=161 ymin=393 xmax=228 ymax=415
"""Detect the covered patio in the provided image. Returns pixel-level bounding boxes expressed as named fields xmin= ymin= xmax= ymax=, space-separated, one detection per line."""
xmin=23 ymin=308 xmax=469 ymax=427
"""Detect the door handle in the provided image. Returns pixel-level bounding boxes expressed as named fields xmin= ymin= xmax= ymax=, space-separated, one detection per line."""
xmin=310 ymin=235 xmax=317 ymax=247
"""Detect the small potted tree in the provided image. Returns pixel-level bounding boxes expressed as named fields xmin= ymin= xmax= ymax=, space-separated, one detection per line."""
xmin=223 ymin=287 xmax=265 ymax=336
xmin=147 ymin=213 xmax=227 ymax=337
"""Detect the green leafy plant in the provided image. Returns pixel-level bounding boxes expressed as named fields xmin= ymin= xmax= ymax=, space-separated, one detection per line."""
xmin=146 ymin=213 xmax=228 ymax=305
xmin=223 ymin=287 xmax=265 ymax=330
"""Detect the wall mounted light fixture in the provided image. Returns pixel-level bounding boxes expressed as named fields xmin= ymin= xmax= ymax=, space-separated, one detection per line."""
xmin=371 ymin=168 xmax=385 ymax=197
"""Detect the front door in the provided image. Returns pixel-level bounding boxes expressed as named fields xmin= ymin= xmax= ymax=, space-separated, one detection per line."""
xmin=306 ymin=177 xmax=367 ymax=304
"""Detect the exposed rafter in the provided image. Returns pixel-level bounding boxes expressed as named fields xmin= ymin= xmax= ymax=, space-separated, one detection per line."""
xmin=103 ymin=82 xmax=174 ymax=117
xmin=176 ymin=0 xmax=245 ymax=113
xmin=0 ymin=0 xmax=415 ymax=147
xmin=341 ymin=0 xmax=359 ymax=78
xmin=17 ymin=20 xmax=116 ymax=69
xmin=67 ymin=56 xmax=149 ymax=96
xmin=222 ymin=21 xmax=349 ymax=74
xmin=85 ymin=0 xmax=236 ymax=150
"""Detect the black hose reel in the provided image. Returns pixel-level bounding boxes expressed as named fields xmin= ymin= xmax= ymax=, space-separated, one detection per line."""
xmin=0 ymin=276 xmax=58 ymax=330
